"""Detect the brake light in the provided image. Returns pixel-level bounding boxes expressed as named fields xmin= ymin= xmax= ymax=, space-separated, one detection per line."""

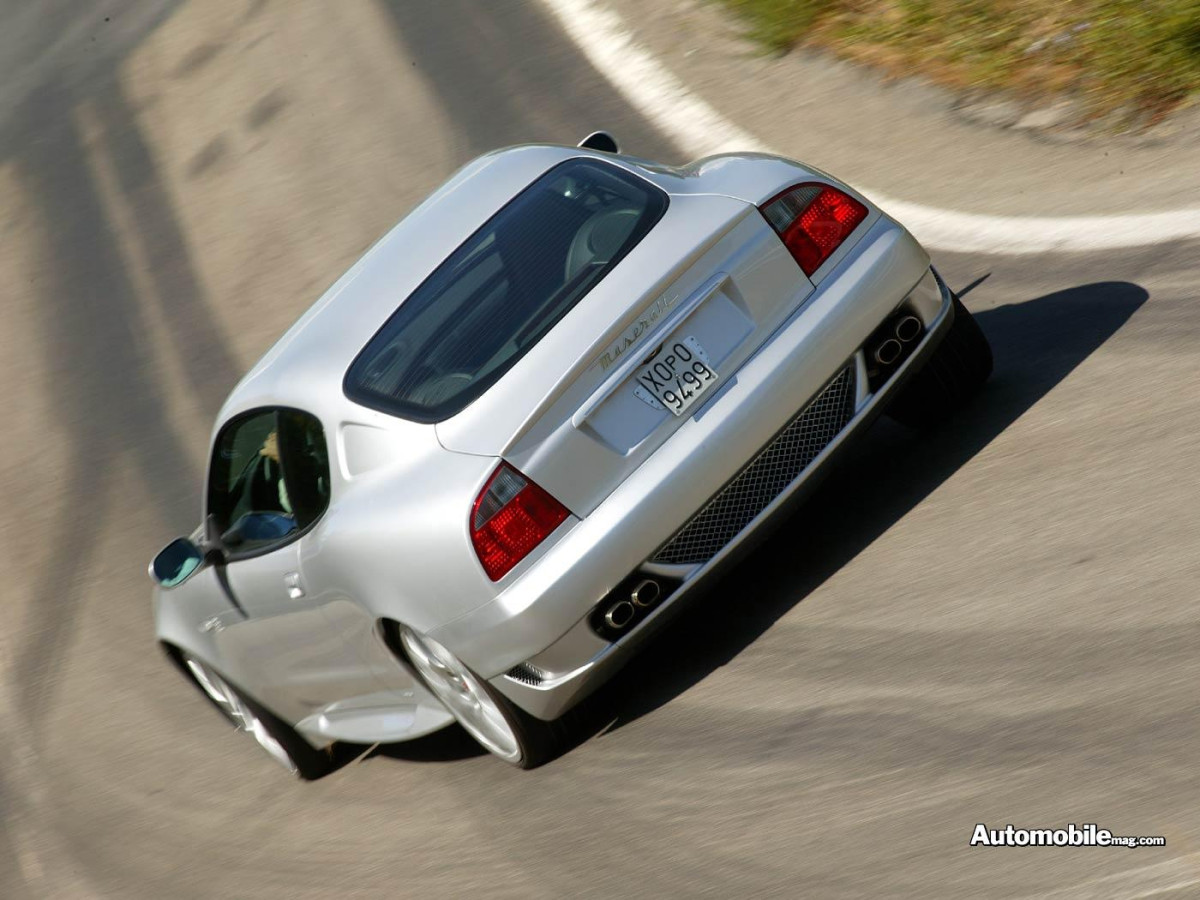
xmin=759 ymin=183 xmax=868 ymax=276
xmin=471 ymin=463 xmax=569 ymax=581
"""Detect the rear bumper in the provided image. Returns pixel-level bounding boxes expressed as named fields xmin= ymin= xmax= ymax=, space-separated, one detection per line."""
xmin=428 ymin=217 xmax=948 ymax=718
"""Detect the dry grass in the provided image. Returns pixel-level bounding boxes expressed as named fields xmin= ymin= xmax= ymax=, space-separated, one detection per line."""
xmin=718 ymin=0 xmax=1200 ymax=122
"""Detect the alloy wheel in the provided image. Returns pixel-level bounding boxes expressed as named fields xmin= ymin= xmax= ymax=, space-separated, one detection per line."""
xmin=398 ymin=627 xmax=523 ymax=764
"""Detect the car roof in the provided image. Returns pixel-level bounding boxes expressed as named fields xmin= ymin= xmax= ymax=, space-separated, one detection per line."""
xmin=216 ymin=144 xmax=594 ymax=426
xmin=212 ymin=143 xmax=825 ymax=437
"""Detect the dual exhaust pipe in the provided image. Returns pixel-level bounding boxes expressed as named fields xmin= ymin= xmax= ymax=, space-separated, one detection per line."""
xmin=603 ymin=578 xmax=661 ymax=630
xmin=872 ymin=314 xmax=923 ymax=366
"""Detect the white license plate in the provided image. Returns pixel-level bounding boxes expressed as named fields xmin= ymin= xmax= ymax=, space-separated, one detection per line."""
xmin=632 ymin=335 xmax=719 ymax=417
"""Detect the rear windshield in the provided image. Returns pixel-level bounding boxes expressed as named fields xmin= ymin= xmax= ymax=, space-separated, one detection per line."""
xmin=344 ymin=158 xmax=668 ymax=422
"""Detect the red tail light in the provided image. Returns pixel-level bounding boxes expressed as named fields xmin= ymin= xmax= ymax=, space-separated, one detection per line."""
xmin=759 ymin=183 xmax=868 ymax=276
xmin=471 ymin=463 xmax=569 ymax=581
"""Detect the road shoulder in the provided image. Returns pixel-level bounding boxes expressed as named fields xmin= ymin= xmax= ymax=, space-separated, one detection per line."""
xmin=598 ymin=0 xmax=1200 ymax=217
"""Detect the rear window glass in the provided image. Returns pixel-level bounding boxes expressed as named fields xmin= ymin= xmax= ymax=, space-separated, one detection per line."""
xmin=344 ymin=158 xmax=668 ymax=422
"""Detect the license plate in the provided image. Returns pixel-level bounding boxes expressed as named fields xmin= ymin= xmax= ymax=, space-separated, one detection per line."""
xmin=632 ymin=335 xmax=719 ymax=417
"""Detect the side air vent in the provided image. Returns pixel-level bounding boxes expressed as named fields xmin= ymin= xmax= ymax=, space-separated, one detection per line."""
xmin=505 ymin=663 xmax=548 ymax=686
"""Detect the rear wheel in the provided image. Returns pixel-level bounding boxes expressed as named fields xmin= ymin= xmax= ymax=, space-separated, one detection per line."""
xmin=397 ymin=626 xmax=571 ymax=769
xmin=886 ymin=295 xmax=993 ymax=427
xmin=181 ymin=653 xmax=333 ymax=780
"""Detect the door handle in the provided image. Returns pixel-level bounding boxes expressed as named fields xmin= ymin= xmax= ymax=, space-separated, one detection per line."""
xmin=284 ymin=571 xmax=305 ymax=600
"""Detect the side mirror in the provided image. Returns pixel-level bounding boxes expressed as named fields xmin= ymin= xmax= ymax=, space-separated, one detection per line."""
xmin=578 ymin=131 xmax=619 ymax=154
xmin=149 ymin=537 xmax=204 ymax=588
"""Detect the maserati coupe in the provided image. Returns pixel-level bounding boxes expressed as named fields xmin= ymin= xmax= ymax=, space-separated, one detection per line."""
xmin=150 ymin=133 xmax=992 ymax=776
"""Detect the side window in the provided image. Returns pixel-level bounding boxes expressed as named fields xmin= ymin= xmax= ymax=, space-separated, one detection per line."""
xmin=276 ymin=408 xmax=331 ymax=528
xmin=207 ymin=408 xmax=331 ymax=554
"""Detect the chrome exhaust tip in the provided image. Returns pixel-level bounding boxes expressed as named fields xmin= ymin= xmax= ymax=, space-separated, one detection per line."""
xmin=630 ymin=579 xmax=661 ymax=608
xmin=604 ymin=601 xmax=636 ymax=630
xmin=873 ymin=338 xmax=903 ymax=366
xmin=894 ymin=315 xmax=923 ymax=343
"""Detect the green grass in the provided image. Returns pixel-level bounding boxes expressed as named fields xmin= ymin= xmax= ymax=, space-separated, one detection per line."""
xmin=719 ymin=0 xmax=839 ymax=50
xmin=716 ymin=0 xmax=1200 ymax=122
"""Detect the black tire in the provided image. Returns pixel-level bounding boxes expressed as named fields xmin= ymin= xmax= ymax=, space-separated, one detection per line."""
xmin=886 ymin=295 xmax=993 ymax=427
xmin=169 ymin=646 xmax=335 ymax=780
xmin=235 ymin=690 xmax=336 ymax=781
xmin=469 ymin=674 xmax=585 ymax=770
xmin=383 ymin=621 xmax=583 ymax=769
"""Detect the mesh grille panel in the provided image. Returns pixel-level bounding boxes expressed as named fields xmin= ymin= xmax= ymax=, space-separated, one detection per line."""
xmin=505 ymin=663 xmax=546 ymax=686
xmin=652 ymin=366 xmax=856 ymax=565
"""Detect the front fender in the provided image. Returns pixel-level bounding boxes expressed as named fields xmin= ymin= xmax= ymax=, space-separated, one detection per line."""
xmin=153 ymin=565 xmax=246 ymax=688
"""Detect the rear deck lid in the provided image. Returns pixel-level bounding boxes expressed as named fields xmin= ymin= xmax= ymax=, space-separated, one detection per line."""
xmin=435 ymin=191 xmax=815 ymax=516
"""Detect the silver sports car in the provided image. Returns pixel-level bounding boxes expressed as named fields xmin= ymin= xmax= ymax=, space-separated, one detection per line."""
xmin=151 ymin=133 xmax=991 ymax=775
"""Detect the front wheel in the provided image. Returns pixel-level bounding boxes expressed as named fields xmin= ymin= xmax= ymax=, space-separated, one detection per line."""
xmin=181 ymin=653 xmax=334 ymax=780
xmin=397 ymin=626 xmax=572 ymax=769
xmin=886 ymin=295 xmax=993 ymax=427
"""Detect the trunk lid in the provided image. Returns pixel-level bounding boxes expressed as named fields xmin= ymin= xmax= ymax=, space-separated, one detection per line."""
xmin=436 ymin=192 xmax=813 ymax=515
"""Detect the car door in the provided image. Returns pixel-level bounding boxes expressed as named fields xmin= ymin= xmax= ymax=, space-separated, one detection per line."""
xmin=205 ymin=407 xmax=381 ymax=725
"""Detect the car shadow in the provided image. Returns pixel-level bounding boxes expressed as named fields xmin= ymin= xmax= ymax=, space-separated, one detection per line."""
xmin=582 ymin=280 xmax=1149 ymax=733
xmin=357 ymin=280 xmax=1147 ymax=768
xmin=357 ymin=725 xmax=487 ymax=766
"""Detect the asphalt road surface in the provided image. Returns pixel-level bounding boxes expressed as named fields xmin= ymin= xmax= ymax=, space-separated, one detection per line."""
xmin=2 ymin=2 xmax=1198 ymax=898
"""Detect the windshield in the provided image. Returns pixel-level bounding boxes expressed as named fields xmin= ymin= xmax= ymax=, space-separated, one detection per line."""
xmin=344 ymin=158 xmax=668 ymax=422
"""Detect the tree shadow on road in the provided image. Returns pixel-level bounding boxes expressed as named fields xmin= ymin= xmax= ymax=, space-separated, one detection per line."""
xmin=586 ymin=280 xmax=1150 ymax=733
xmin=10 ymin=76 xmax=241 ymax=736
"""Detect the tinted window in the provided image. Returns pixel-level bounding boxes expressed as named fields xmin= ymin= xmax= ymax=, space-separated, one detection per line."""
xmin=207 ymin=408 xmax=331 ymax=553
xmin=345 ymin=158 xmax=668 ymax=422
